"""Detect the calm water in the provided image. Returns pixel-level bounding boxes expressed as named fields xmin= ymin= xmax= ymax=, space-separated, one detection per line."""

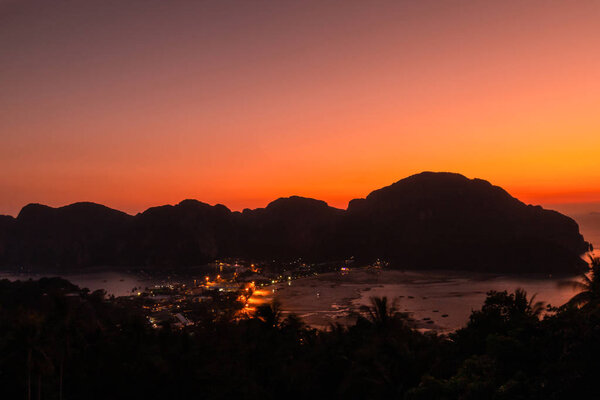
xmin=0 ymin=270 xmax=166 ymax=297
xmin=262 ymin=269 xmax=582 ymax=332
xmin=351 ymin=270 xmax=579 ymax=331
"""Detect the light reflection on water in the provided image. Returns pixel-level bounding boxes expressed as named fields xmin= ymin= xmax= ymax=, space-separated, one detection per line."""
xmin=268 ymin=269 xmax=586 ymax=332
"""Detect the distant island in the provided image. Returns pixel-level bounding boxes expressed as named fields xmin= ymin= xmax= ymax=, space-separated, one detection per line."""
xmin=0 ymin=172 xmax=591 ymax=273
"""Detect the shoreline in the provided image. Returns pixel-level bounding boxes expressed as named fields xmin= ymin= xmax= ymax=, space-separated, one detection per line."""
xmin=268 ymin=268 xmax=582 ymax=332
xmin=0 ymin=266 xmax=586 ymax=331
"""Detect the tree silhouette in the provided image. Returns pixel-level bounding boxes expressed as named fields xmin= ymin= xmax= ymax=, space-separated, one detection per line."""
xmin=359 ymin=296 xmax=409 ymax=329
xmin=255 ymin=300 xmax=283 ymax=328
xmin=513 ymin=288 xmax=545 ymax=318
xmin=562 ymin=256 xmax=600 ymax=308
xmin=17 ymin=311 xmax=53 ymax=400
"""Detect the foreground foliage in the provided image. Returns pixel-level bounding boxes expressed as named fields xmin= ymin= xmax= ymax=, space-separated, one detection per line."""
xmin=1 ymin=259 xmax=600 ymax=399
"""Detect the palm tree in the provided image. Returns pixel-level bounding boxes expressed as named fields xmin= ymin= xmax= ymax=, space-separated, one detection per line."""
xmin=281 ymin=313 xmax=305 ymax=331
xmin=17 ymin=311 xmax=53 ymax=400
xmin=513 ymin=288 xmax=545 ymax=319
xmin=359 ymin=296 xmax=408 ymax=328
xmin=52 ymin=296 xmax=78 ymax=400
xmin=563 ymin=256 xmax=600 ymax=308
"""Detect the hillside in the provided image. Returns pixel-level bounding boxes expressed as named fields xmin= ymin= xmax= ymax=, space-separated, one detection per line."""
xmin=0 ymin=173 xmax=590 ymax=273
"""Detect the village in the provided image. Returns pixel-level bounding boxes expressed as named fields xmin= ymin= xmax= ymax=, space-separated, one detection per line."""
xmin=129 ymin=258 xmax=356 ymax=329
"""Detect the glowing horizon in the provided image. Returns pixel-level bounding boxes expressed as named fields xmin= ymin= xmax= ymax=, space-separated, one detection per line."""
xmin=2 ymin=1 xmax=600 ymax=216
xmin=3 ymin=170 xmax=600 ymax=218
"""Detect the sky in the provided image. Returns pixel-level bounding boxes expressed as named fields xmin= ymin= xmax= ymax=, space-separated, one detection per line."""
xmin=1 ymin=0 xmax=600 ymax=216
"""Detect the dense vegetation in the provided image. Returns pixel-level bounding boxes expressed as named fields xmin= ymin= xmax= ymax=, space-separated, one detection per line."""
xmin=2 ymin=258 xmax=600 ymax=399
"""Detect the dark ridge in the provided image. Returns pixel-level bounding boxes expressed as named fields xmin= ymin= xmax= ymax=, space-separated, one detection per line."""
xmin=0 ymin=172 xmax=590 ymax=273
xmin=8 ymin=202 xmax=132 ymax=270
xmin=342 ymin=172 xmax=588 ymax=272
xmin=0 ymin=215 xmax=16 ymax=263
xmin=124 ymin=199 xmax=237 ymax=268
xmin=239 ymin=196 xmax=343 ymax=259
xmin=264 ymin=195 xmax=339 ymax=211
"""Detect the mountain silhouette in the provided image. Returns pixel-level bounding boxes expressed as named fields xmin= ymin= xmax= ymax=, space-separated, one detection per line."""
xmin=123 ymin=200 xmax=237 ymax=268
xmin=239 ymin=196 xmax=343 ymax=259
xmin=0 ymin=172 xmax=590 ymax=273
xmin=341 ymin=172 xmax=589 ymax=272
xmin=7 ymin=202 xmax=131 ymax=269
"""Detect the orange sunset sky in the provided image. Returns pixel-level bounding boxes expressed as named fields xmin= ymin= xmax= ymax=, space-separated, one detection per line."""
xmin=1 ymin=0 xmax=600 ymax=216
